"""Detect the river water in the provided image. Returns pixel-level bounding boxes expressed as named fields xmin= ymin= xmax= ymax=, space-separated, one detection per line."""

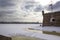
xmin=0 ymin=24 xmax=41 ymax=36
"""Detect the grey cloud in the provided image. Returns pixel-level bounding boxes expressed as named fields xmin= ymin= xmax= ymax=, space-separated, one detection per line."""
xmin=46 ymin=1 xmax=60 ymax=11
xmin=53 ymin=1 xmax=60 ymax=10
xmin=21 ymin=1 xmax=36 ymax=12
xmin=0 ymin=0 xmax=15 ymax=8
xmin=25 ymin=1 xmax=35 ymax=4
xmin=34 ymin=5 xmax=42 ymax=12
xmin=21 ymin=1 xmax=42 ymax=12
xmin=0 ymin=0 xmax=42 ymax=22
xmin=0 ymin=11 xmax=15 ymax=17
xmin=0 ymin=0 xmax=16 ymax=17
xmin=0 ymin=0 xmax=25 ymax=22
xmin=25 ymin=5 xmax=34 ymax=9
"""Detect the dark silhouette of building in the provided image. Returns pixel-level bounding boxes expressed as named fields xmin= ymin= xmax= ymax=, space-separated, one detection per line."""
xmin=42 ymin=11 xmax=60 ymax=27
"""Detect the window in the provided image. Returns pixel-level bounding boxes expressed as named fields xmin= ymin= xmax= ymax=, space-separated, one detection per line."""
xmin=50 ymin=17 xmax=55 ymax=22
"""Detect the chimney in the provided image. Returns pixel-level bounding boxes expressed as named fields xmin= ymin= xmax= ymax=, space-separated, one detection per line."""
xmin=42 ymin=10 xmax=44 ymax=15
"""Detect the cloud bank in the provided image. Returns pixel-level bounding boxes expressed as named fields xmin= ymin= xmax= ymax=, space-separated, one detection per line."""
xmin=46 ymin=1 xmax=60 ymax=12
xmin=0 ymin=0 xmax=43 ymax=22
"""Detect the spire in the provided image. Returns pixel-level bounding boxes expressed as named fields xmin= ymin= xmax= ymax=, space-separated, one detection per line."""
xmin=42 ymin=10 xmax=44 ymax=15
xmin=49 ymin=0 xmax=53 ymax=12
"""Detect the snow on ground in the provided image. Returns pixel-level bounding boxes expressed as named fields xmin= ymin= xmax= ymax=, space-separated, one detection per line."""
xmin=0 ymin=24 xmax=40 ymax=36
xmin=0 ymin=24 xmax=60 ymax=40
xmin=31 ymin=26 xmax=60 ymax=32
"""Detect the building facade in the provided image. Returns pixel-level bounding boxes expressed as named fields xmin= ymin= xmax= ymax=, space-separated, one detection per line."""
xmin=43 ymin=11 xmax=60 ymax=27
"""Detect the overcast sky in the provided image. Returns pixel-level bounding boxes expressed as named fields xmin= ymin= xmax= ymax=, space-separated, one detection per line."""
xmin=0 ymin=0 xmax=60 ymax=23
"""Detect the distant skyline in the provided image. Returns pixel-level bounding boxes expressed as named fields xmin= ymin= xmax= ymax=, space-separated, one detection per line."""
xmin=0 ymin=0 xmax=60 ymax=23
